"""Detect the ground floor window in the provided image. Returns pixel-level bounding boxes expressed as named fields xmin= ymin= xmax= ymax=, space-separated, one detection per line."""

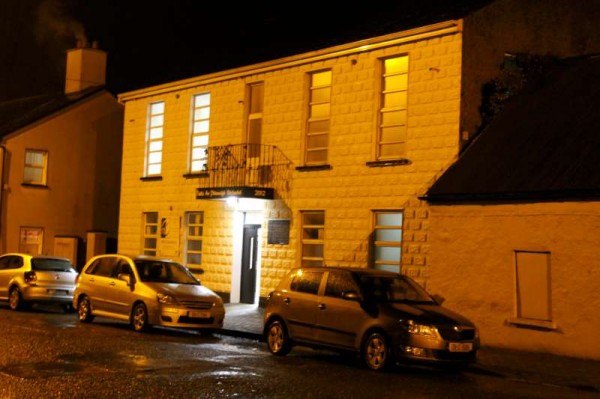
xmin=185 ymin=211 xmax=204 ymax=271
xmin=142 ymin=212 xmax=158 ymax=256
xmin=371 ymin=210 xmax=403 ymax=272
xmin=514 ymin=250 xmax=552 ymax=322
xmin=301 ymin=210 xmax=324 ymax=267
xmin=19 ymin=227 xmax=43 ymax=255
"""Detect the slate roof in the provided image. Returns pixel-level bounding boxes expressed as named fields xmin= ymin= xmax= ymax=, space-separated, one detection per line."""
xmin=0 ymin=86 xmax=105 ymax=139
xmin=423 ymin=54 xmax=600 ymax=203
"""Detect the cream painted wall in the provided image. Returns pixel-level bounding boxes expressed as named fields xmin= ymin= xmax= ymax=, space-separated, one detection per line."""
xmin=1 ymin=92 xmax=123 ymax=267
xmin=118 ymin=26 xmax=464 ymax=297
xmin=427 ymin=202 xmax=600 ymax=359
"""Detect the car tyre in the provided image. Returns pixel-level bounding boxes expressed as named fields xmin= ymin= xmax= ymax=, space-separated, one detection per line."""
xmin=266 ymin=320 xmax=292 ymax=356
xmin=362 ymin=331 xmax=393 ymax=371
xmin=131 ymin=303 xmax=150 ymax=332
xmin=8 ymin=287 xmax=24 ymax=311
xmin=77 ymin=296 xmax=95 ymax=322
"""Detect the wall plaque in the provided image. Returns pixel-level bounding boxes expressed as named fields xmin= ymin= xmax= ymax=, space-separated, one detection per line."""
xmin=268 ymin=219 xmax=290 ymax=245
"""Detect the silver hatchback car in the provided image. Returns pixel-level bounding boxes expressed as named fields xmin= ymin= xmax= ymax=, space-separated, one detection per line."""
xmin=73 ymin=254 xmax=225 ymax=332
xmin=0 ymin=253 xmax=77 ymax=312
xmin=264 ymin=267 xmax=479 ymax=371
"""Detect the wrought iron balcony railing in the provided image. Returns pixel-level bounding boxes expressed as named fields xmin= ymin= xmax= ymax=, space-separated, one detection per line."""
xmin=196 ymin=143 xmax=292 ymax=199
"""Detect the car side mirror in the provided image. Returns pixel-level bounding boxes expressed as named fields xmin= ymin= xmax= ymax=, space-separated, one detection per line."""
xmin=432 ymin=294 xmax=445 ymax=305
xmin=342 ymin=290 xmax=362 ymax=301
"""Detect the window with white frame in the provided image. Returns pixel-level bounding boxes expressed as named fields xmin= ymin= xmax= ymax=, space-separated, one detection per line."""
xmin=19 ymin=227 xmax=43 ymax=255
xmin=190 ymin=93 xmax=210 ymax=173
xmin=23 ymin=149 xmax=48 ymax=185
xmin=378 ymin=55 xmax=408 ymax=160
xmin=145 ymin=101 xmax=164 ymax=176
xmin=142 ymin=212 xmax=159 ymax=256
xmin=372 ymin=211 xmax=403 ymax=272
xmin=246 ymin=82 xmax=264 ymax=158
xmin=305 ymin=70 xmax=331 ymax=165
xmin=301 ymin=211 xmax=325 ymax=267
xmin=514 ymin=251 xmax=552 ymax=324
xmin=185 ymin=212 xmax=204 ymax=271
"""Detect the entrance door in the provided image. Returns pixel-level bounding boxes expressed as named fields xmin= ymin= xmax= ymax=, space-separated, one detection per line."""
xmin=240 ymin=224 xmax=260 ymax=304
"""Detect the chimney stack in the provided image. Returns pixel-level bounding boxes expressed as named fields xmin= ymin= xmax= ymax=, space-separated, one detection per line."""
xmin=64 ymin=42 xmax=107 ymax=94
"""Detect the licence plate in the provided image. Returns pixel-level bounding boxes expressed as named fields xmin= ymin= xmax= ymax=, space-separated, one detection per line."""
xmin=188 ymin=311 xmax=211 ymax=318
xmin=448 ymin=342 xmax=473 ymax=352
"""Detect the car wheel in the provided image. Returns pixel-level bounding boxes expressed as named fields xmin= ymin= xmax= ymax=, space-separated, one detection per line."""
xmin=266 ymin=320 xmax=292 ymax=356
xmin=77 ymin=296 xmax=95 ymax=322
xmin=8 ymin=287 xmax=24 ymax=311
xmin=131 ymin=303 xmax=150 ymax=332
xmin=362 ymin=331 xmax=393 ymax=371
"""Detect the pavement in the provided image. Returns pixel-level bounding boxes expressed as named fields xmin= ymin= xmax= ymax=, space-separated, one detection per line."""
xmin=220 ymin=303 xmax=600 ymax=394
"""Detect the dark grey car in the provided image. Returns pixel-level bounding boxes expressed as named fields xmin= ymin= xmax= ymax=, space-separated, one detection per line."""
xmin=263 ymin=267 xmax=479 ymax=371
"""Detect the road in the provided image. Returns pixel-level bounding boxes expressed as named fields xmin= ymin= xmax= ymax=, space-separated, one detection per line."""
xmin=0 ymin=304 xmax=596 ymax=399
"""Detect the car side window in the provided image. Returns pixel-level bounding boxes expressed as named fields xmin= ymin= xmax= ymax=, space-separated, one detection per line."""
xmin=87 ymin=257 xmax=115 ymax=277
xmin=5 ymin=256 xmax=23 ymax=270
xmin=290 ymin=271 xmax=323 ymax=295
xmin=325 ymin=271 xmax=358 ymax=298
xmin=0 ymin=256 xmax=8 ymax=270
xmin=112 ymin=260 xmax=133 ymax=278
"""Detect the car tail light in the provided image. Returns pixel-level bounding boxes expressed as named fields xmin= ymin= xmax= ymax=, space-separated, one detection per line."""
xmin=24 ymin=271 xmax=37 ymax=284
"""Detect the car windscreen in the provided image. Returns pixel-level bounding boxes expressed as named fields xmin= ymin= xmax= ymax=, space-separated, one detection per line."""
xmin=31 ymin=258 xmax=75 ymax=272
xmin=135 ymin=260 xmax=199 ymax=284
xmin=358 ymin=274 xmax=434 ymax=304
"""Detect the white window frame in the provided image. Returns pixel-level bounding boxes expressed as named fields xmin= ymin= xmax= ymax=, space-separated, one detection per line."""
xmin=300 ymin=210 xmax=325 ymax=267
xmin=23 ymin=149 xmax=48 ymax=185
xmin=372 ymin=210 xmax=403 ymax=272
xmin=305 ymin=70 xmax=331 ymax=165
xmin=189 ymin=93 xmax=211 ymax=173
xmin=19 ymin=227 xmax=43 ymax=255
xmin=145 ymin=101 xmax=164 ymax=176
xmin=142 ymin=212 xmax=159 ymax=256
xmin=378 ymin=55 xmax=409 ymax=160
xmin=184 ymin=211 xmax=204 ymax=271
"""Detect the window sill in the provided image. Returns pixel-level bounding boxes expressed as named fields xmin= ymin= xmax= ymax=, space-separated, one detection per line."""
xmin=295 ymin=164 xmax=332 ymax=172
xmin=183 ymin=172 xmax=209 ymax=179
xmin=21 ymin=183 xmax=48 ymax=189
xmin=505 ymin=317 xmax=559 ymax=332
xmin=366 ymin=159 xmax=411 ymax=167
xmin=140 ymin=176 xmax=163 ymax=182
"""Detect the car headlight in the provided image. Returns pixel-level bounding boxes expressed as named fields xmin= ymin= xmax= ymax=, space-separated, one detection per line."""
xmin=157 ymin=292 xmax=178 ymax=305
xmin=406 ymin=320 xmax=440 ymax=338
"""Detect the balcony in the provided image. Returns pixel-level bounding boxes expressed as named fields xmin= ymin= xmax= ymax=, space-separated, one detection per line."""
xmin=195 ymin=144 xmax=292 ymax=200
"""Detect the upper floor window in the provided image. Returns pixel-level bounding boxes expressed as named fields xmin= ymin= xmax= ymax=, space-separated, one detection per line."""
xmin=372 ymin=211 xmax=403 ymax=272
xmin=142 ymin=212 xmax=159 ymax=256
xmin=301 ymin=211 xmax=325 ymax=267
xmin=246 ymin=82 xmax=264 ymax=158
xmin=23 ymin=149 xmax=48 ymax=185
xmin=305 ymin=70 xmax=331 ymax=165
xmin=145 ymin=101 xmax=164 ymax=176
xmin=190 ymin=93 xmax=210 ymax=173
xmin=378 ymin=56 xmax=408 ymax=160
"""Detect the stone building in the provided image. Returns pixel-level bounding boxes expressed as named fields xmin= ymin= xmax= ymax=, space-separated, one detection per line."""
xmin=117 ymin=0 xmax=598 ymax=356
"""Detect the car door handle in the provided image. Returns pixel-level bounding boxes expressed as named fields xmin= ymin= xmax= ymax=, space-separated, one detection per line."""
xmin=109 ymin=281 xmax=116 ymax=286
xmin=318 ymin=303 xmax=326 ymax=310
xmin=283 ymin=297 xmax=290 ymax=304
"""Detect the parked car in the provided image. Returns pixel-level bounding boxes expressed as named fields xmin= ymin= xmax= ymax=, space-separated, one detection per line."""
xmin=73 ymin=254 xmax=225 ymax=333
xmin=263 ymin=266 xmax=479 ymax=371
xmin=0 ymin=253 xmax=77 ymax=312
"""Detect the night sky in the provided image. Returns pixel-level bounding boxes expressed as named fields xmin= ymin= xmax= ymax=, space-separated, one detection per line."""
xmin=1 ymin=0 xmax=490 ymax=101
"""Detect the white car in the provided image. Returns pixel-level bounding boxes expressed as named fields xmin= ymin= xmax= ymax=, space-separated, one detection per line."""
xmin=73 ymin=254 xmax=225 ymax=333
xmin=0 ymin=253 xmax=77 ymax=312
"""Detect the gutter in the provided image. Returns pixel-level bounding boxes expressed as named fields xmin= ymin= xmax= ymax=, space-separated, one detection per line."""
xmin=0 ymin=144 xmax=5 ymax=253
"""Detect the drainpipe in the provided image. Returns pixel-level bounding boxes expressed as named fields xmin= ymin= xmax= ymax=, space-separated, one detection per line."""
xmin=0 ymin=144 xmax=6 ymax=253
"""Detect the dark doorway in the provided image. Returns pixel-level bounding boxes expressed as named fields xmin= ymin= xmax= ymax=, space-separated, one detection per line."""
xmin=241 ymin=224 xmax=260 ymax=304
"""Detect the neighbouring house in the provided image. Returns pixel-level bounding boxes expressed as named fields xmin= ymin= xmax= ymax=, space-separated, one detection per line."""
xmin=422 ymin=54 xmax=600 ymax=359
xmin=0 ymin=42 xmax=124 ymax=269
xmin=116 ymin=0 xmax=599 ymax=358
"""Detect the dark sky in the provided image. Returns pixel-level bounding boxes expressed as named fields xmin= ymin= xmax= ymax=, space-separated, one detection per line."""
xmin=0 ymin=0 xmax=490 ymax=101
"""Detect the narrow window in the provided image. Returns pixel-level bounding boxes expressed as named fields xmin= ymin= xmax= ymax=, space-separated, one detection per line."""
xmin=378 ymin=56 xmax=408 ymax=160
xmin=185 ymin=211 xmax=204 ymax=271
xmin=23 ymin=149 xmax=48 ymax=185
xmin=145 ymin=101 xmax=164 ymax=176
xmin=142 ymin=212 xmax=159 ymax=256
xmin=19 ymin=227 xmax=43 ymax=255
xmin=246 ymin=82 xmax=264 ymax=158
xmin=305 ymin=70 xmax=331 ymax=165
xmin=301 ymin=211 xmax=325 ymax=267
xmin=372 ymin=211 xmax=403 ymax=272
xmin=190 ymin=93 xmax=210 ymax=173
xmin=515 ymin=251 xmax=552 ymax=322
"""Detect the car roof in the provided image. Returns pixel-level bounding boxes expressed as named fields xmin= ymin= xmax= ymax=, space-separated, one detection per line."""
xmin=291 ymin=266 xmax=401 ymax=277
xmin=91 ymin=253 xmax=178 ymax=263
xmin=0 ymin=253 xmax=71 ymax=262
